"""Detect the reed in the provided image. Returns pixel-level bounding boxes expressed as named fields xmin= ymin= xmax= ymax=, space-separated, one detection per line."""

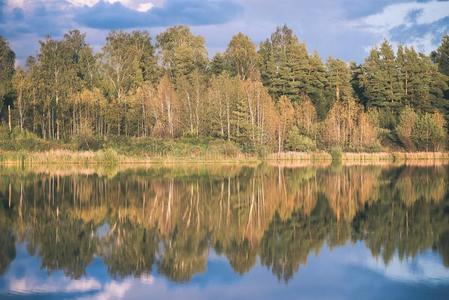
xmin=1 ymin=149 xmax=449 ymax=166
xmin=266 ymin=151 xmax=332 ymax=161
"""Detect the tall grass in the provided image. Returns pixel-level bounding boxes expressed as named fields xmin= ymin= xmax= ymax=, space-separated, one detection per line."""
xmin=2 ymin=128 xmax=449 ymax=165
xmin=267 ymin=151 xmax=332 ymax=161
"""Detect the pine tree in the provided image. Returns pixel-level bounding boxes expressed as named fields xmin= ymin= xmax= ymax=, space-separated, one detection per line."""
xmin=231 ymin=80 xmax=252 ymax=150
xmin=432 ymin=35 xmax=449 ymax=76
xmin=360 ymin=48 xmax=384 ymax=108
xmin=210 ymin=52 xmax=227 ymax=76
xmin=361 ymin=42 xmax=401 ymax=110
xmin=350 ymin=62 xmax=367 ymax=107
xmin=308 ymin=52 xmax=328 ymax=119
xmin=326 ymin=57 xmax=353 ymax=104
xmin=0 ymin=36 xmax=15 ymax=116
xmin=379 ymin=41 xmax=402 ymax=104
xmin=286 ymin=41 xmax=310 ymax=101
xmin=259 ymin=25 xmax=311 ymax=102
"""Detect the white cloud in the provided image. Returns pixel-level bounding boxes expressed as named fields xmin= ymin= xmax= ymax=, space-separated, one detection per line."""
xmin=354 ymin=0 xmax=449 ymax=55
xmin=68 ymin=0 xmax=155 ymax=12
xmin=9 ymin=276 xmax=102 ymax=294
xmin=78 ymin=280 xmax=133 ymax=300
xmin=6 ymin=0 xmax=25 ymax=8
xmin=68 ymin=0 xmax=99 ymax=7
xmin=405 ymin=32 xmax=437 ymax=54
xmin=359 ymin=0 xmax=449 ymax=33
xmin=66 ymin=279 xmax=103 ymax=292
xmin=366 ymin=253 xmax=449 ymax=284
xmin=7 ymin=272 xmax=133 ymax=300
xmin=139 ymin=274 xmax=154 ymax=285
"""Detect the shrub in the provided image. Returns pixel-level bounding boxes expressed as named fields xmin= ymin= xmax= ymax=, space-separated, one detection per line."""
xmin=0 ymin=127 xmax=61 ymax=151
xmin=376 ymin=108 xmax=397 ymax=130
xmin=330 ymin=146 xmax=342 ymax=163
xmin=72 ymin=135 xmax=104 ymax=151
xmin=98 ymin=148 xmax=119 ymax=164
xmin=254 ymin=145 xmax=270 ymax=158
xmin=208 ymin=140 xmax=241 ymax=157
xmin=412 ymin=112 xmax=447 ymax=151
xmin=287 ymin=127 xmax=316 ymax=152
xmin=396 ymin=106 xmax=417 ymax=151
xmin=396 ymin=108 xmax=447 ymax=152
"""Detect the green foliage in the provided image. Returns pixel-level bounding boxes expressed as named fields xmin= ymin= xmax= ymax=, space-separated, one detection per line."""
xmin=71 ymin=135 xmax=105 ymax=151
xmin=2 ymin=27 xmax=449 ymax=154
xmin=259 ymin=25 xmax=312 ymax=102
xmin=330 ymin=146 xmax=342 ymax=163
xmin=156 ymin=25 xmax=208 ymax=80
xmin=0 ymin=35 xmax=15 ymax=112
xmin=207 ymin=140 xmax=242 ymax=157
xmin=396 ymin=107 xmax=447 ymax=151
xmin=375 ymin=108 xmax=397 ymax=129
xmin=0 ymin=127 xmax=62 ymax=152
xmin=224 ymin=33 xmax=258 ymax=80
xmin=361 ymin=42 xmax=448 ymax=123
xmin=98 ymin=148 xmax=119 ymax=165
xmin=396 ymin=106 xmax=418 ymax=151
xmin=210 ymin=52 xmax=227 ymax=76
xmin=412 ymin=113 xmax=447 ymax=151
xmin=286 ymin=127 xmax=316 ymax=151
xmin=326 ymin=57 xmax=353 ymax=103
xmin=432 ymin=34 xmax=449 ymax=76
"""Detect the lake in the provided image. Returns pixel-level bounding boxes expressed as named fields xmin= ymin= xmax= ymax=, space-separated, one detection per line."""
xmin=0 ymin=163 xmax=448 ymax=299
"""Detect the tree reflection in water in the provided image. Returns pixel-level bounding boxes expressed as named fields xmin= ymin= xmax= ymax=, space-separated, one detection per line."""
xmin=0 ymin=164 xmax=448 ymax=282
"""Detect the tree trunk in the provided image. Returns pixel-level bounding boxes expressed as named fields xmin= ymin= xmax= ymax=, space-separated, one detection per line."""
xmin=8 ymin=105 xmax=12 ymax=133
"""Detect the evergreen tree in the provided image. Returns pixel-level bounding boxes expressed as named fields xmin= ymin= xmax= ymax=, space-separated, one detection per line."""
xmin=210 ymin=52 xmax=227 ymax=76
xmin=361 ymin=41 xmax=401 ymax=110
xmin=379 ymin=41 xmax=402 ymax=104
xmin=432 ymin=35 xmax=449 ymax=76
xmin=308 ymin=52 xmax=329 ymax=119
xmin=231 ymin=81 xmax=252 ymax=149
xmin=0 ymin=36 xmax=15 ymax=115
xmin=350 ymin=61 xmax=367 ymax=107
xmin=259 ymin=25 xmax=311 ymax=102
xmin=360 ymin=48 xmax=384 ymax=108
xmin=326 ymin=57 xmax=353 ymax=103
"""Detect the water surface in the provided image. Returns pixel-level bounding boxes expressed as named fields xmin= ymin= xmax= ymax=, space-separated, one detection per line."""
xmin=0 ymin=163 xmax=448 ymax=299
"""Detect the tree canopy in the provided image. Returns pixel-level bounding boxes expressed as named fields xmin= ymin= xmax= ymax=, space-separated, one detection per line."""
xmin=1 ymin=28 xmax=448 ymax=152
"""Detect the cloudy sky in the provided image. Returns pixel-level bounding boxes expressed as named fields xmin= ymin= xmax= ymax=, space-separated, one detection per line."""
xmin=1 ymin=0 xmax=449 ymax=64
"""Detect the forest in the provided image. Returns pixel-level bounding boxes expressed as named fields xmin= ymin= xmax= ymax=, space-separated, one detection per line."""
xmin=1 ymin=25 xmax=449 ymax=155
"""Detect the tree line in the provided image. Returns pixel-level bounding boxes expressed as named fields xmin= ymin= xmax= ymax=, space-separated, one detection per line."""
xmin=1 ymin=25 xmax=449 ymax=152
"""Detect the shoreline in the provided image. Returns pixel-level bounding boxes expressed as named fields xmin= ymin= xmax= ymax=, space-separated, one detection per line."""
xmin=1 ymin=150 xmax=449 ymax=166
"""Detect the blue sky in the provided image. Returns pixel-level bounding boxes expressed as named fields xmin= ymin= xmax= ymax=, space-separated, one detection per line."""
xmin=1 ymin=0 xmax=449 ymax=64
xmin=2 ymin=242 xmax=449 ymax=299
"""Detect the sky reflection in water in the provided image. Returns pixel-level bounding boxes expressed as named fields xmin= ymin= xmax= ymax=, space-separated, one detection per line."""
xmin=0 ymin=164 xmax=448 ymax=299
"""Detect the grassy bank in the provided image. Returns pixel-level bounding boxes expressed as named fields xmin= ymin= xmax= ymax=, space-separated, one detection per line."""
xmin=0 ymin=132 xmax=257 ymax=164
xmin=2 ymin=149 xmax=449 ymax=166
xmin=0 ymin=149 xmax=260 ymax=165
xmin=2 ymin=131 xmax=449 ymax=165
